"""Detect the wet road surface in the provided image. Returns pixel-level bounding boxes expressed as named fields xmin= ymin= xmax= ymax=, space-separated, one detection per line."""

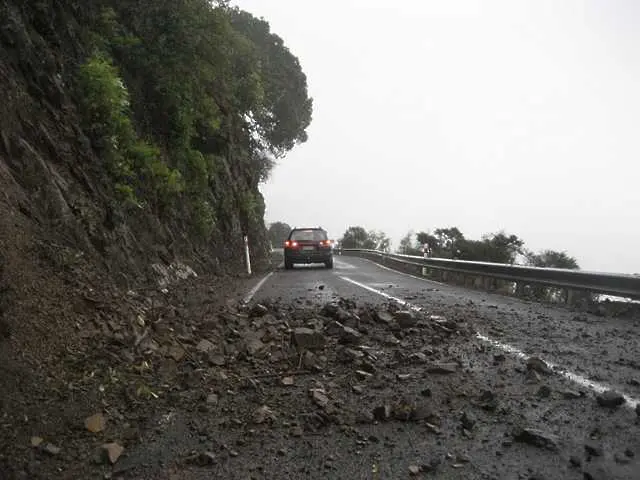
xmin=126 ymin=256 xmax=640 ymax=480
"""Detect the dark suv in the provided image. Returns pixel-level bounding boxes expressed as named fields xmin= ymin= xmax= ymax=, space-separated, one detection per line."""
xmin=284 ymin=227 xmax=334 ymax=269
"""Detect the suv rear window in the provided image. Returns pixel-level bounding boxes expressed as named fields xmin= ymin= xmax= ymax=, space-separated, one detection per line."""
xmin=290 ymin=229 xmax=327 ymax=242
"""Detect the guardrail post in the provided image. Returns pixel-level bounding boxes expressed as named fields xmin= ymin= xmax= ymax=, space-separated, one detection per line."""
xmin=566 ymin=288 xmax=576 ymax=306
xmin=514 ymin=282 xmax=524 ymax=297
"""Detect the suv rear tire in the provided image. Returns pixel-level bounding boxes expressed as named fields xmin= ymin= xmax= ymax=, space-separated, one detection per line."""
xmin=284 ymin=260 xmax=293 ymax=270
xmin=325 ymin=259 xmax=333 ymax=269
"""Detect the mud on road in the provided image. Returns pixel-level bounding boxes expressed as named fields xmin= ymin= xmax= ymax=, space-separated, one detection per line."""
xmin=2 ymin=258 xmax=640 ymax=479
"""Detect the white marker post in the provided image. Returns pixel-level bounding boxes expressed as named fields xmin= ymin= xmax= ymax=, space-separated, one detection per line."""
xmin=244 ymin=235 xmax=252 ymax=275
xmin=422 ymin=244 xmax=428 ymax=276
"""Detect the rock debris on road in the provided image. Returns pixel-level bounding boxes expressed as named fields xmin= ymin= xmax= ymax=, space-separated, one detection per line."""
xmin=4 ymin=258 xmax=640 ymax=480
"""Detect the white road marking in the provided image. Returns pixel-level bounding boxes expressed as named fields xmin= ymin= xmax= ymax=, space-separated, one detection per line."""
xmin=339 ymin=275 xmax=640 ymax=410
xmin=242 ymin=272 xmax=274 ymax=304
xmin=339 ymin=276 xmax=422 ymax=311
xmin=476 ymin=334 xmax=639 ymax=409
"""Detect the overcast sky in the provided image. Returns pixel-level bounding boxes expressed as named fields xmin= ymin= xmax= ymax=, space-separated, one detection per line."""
xmin=234 ymin=0 xmax=640 ymax=274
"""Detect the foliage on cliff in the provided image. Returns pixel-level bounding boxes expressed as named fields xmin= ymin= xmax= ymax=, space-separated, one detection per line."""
xmin=72 ymin=0 xmax=312 ymax=243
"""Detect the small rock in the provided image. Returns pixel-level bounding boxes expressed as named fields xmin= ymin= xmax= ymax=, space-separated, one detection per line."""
xmin=206 ymin=393 xmax=219 ymax=405
xmin=396 ymin=373 xmax=412 ymax=382
xmin=245 ymin=337 xmax=265 ymax=356
xmin=394 ymin=310 xmax=417 ymax=328
xmin=167 ymin=345 xmax=186 ymax=362
xmin=427 ymin=363 xmax=457 ymax=374
xmin=526 ymin=370 xmax=542 ymax=383
xmin=411 ymin=404 xmax=434 ymax=421
xmin=408 ymin=352 xmax=428 ymax=363
xmin=186 ymin=450 xmax=217 ymax=466
xmin=562 ymin=389 xmax=582 ymax=399
xmin=537 ymin=385 xmax=552 ymax=398
xmin=281 ymin=376 xmax=295 ymax=386
xmin=253 ymin=405 xmax=276 ymax=424
xmin=392 ymin=401 xmax=415 ymax=421
xmin=585 ymin=441 xmax=604 ymax=458
xmin=374 ymin=310 xmax=394 ymax=324
xmin=513 ymin=428 xmax=560 ymax=451
xmin=321 ymin=302 xmax=340 ymax=317
xmin=42 ymin=443 xmax=61 ymax=456
xmin=291 ymin=426 xmax=303 ymax=437
xmin=355 ymin=370 xmax=373 ymax=380
xmin=85 ymin=413 xmax=106 ymax=433
xmin=196 ymin=339 xmax=216 ymax=353
xmin=614 ymin=452 xmax=631 ymax=465
xmin=208 ymin=353 xmax=226 ymax=366
xmin=583 ymin=465 xmax=612 ymax=480
xmin=527 ymin=357 xmax=552 ymax=375
xmin=311 ymin=389 xmax=329 ymax=408
xmin=420 ymin=457 xmax=442 ymax=473
xmin=292 ymin=327 xmax=326 ymax=350
xmin=30 ymin=437 xmax=43 ymax=447
xmin=408 ymin=465 xmax=421 ymax=475
xmin=101 ymin=442 xmax=124 ymax=464
xmin=372 ymin=405 xmax=392 ymax=421
xmin=249 ymin=304 xmax=269 ymax=318
xmin=352 ymin=385 xmax=364 ymax=395
xmin=478 ymin=390 xmax=499 ymax=411
xmin=596 ymin=390 xmax=626 ymax=408
xmin=356 ymin=410 xmax=374 ymax=424
xmin=341 ymin=348 xmax=364 ymax=362
xmin=303 ymin=351 xmax=321 ymax=370
xmin=461 ymin=411 xmax=476 ymax=430
xmin=339 ymin=325 xmax=362 ymax=345
xmin=425 ymin=422 xmax=441 ymax=434
xmin=336 ymin=308 xmax=352 ymax=322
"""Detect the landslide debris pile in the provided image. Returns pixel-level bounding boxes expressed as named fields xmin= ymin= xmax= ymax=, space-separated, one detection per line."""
xmin=1 ymin=276 xmax=475 ymax=479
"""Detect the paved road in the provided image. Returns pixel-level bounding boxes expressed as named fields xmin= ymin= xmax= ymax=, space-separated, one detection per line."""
xmin=123 ymin=256 xmax=640 ymax=480
xmin=256 ymin=256 xmax=640 ymax=406
xmin=235 ymin=256 xmax=639 ymax=479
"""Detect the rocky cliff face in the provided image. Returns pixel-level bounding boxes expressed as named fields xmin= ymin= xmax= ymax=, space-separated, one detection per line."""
xmin=1 ymin=1 xmax=271 ymax=282
xmin=0 ymin=3 xmax=310 ymax=473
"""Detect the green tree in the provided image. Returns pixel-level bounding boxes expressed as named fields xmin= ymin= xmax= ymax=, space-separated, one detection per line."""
xmin=397 ymin=231 xmax=421 ymax=255
xmin=368 ymin=230 xmax=391 ymax=252
xmin=340 ymin=226 xmax=371 ymax=249
xmin=339 ymin=226 xmax=389 ymax=250
xmin=525 ymin=250 xmax=579 ymax=269
xmin=416 ymin=231 xmax=438 ymax=250
xmin=267 ymin=221 xmax=292 ymax=247
xmin=75 ymin=0 xmax=313 ymax=246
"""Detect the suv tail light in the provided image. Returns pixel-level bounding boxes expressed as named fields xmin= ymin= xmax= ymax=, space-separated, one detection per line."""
xmin=284 ymin=240 xmax=298 ymax=248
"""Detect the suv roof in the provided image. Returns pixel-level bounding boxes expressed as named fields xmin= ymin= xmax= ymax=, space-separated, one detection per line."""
xmin=288 ymin=227 xmax=328 ymax=241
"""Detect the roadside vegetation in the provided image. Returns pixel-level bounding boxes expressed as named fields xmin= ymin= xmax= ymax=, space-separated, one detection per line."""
xmin=75 ymin=0 xmax=312 ymax=242
xmin=337 ymin=226 xmax=578 ymax=269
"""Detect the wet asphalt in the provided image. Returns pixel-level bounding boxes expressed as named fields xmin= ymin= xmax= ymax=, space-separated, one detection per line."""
xmin=128 ymin=255 xmax=640 ymax=480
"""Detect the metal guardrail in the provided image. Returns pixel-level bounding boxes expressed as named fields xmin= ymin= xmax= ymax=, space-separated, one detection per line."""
xmin=340 ymin=249 xmax=640 ymax=300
